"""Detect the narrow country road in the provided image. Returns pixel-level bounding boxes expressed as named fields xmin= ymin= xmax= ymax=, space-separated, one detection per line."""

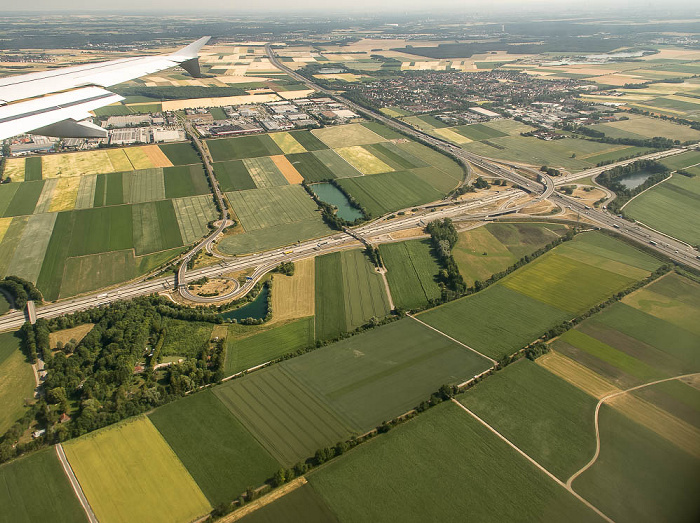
xmin=566 ymin=372 xmax=700 ymax=490
xmin=55 ymin=444 xmax=99 ymax=523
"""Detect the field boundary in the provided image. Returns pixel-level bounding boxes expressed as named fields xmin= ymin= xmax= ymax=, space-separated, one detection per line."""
xmin=408 ymin=314 xmax=497 ymax=365
xmin=619 ymin=172 xmax=672 ymax=211
xmin=217 ymin=477 xmax=308 ymax=522
xmin=55 ymin=444 xmax=99 ymax=523
xmin=451 ymin=399 xmax=614 ymax=523
xmin=566 ymin=372 xmax=700 ymax=490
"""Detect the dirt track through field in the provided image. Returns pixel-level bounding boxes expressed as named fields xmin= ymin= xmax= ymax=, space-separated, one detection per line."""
xmin=566 ymin=372 xmax=700 ymax=490
xmin=452 ymin=399 xmax=614 ymax=523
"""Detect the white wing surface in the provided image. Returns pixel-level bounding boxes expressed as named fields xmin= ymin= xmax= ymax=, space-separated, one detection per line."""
xmin=0 ymin=36 xmax=210 ymax=140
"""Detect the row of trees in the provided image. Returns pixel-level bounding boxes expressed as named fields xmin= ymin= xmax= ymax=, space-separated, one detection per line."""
xmin=426 ymin=218 xmax=466 ymax=297
xmin=0 ymin=275 xmax=43 ymax=309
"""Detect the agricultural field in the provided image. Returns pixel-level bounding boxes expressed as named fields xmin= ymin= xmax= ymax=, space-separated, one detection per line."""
xmin=337 ymin=171 xmax=442 ymax=216
xmin=172 ymin=195 xmax=218 ymax=245
xmin=217 ymin=219 xmax=331 ymax=256
xmin=379 ymin=239 xmax=441 ymax=310
xmin=163 ymin=165 xmax=210 ymax=198
xmin=242 ymin=156 xmax=289 ymax=188
xmin=624 ymin=172 xmax=700 ymax=246
xmin=460 ymin=359 xmax=597 ymax=480
xmin=269 ymin=131 xmax=306 ymax=154
xmin=315 ymin=250 xmax=390 ymax=340
xmin=64 ymin=416 xmax=211 ymax=523
xmin=214 ymin=159 xmax=257 ymax=191
xmin=207 ymin=134 xmax=283 ymax=162
xmin=659 ymin=150 xmax=700 ymax=171
xmin=419 ymin=232 xmax=661 ymax=359
xmin=213 ymin=365 xmax=354 ymax=466
xmin=334 ymin=146 xmax=394 ymax=175
xmin=285 ymin=152 xmax=336 ymax=182
xmin=225 ymin=184 xmax=320 ymax=231
xmin=307 ymin=401 xmax=603 ymax=523
xmin=238 ymin=483 xmax=339 ymax=523
xmin=224 ymin=317 xmax=315 ymax=375
xmin=0 ymin=332 xmax=35 ymax=434
xmin=312 ymin=123 xmax=386 ymax=148
xmin=0 ymin=449 xmax=88 ymax=523
xmin=148 ymin=390 xmax=280 ymax=506
xmin=284 ymin=318 xmax=492 ymax=431
xmin=452 ymin=222 xmax=569 ymax=285
xmin=587 ymin=114 xmax=700 ymax=142
xmin=270 ymin=257 xmax=315 ymax=323
xmin=311 ymin=149 xmax=363 ymax=178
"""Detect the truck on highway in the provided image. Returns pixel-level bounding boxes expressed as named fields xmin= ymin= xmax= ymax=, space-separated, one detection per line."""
xmin=650 ymin=240 xmax=658 ymax=246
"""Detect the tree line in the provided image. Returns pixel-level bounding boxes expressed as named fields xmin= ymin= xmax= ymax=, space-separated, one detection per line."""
xmin=0 ymin=275 xmax=43 ymax=309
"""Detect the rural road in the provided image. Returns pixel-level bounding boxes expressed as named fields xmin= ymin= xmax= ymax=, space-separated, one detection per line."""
xmin=566 ymin=372 xmax=700 ymax=490
xmin=55 ymin=444 xmax=99 ymax=523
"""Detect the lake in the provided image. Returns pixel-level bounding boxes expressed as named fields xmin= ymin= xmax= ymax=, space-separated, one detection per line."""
xmin=617 ymin=170 xmax=655 ymax=190
xmin=311 ymin=182 xmax=363 ymax=221
xmin=220 ymin=285 xmax=269 ymax=322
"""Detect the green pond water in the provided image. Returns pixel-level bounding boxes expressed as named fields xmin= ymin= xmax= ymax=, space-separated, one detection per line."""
xmin=311 ymin=182 xmax=363 ymax=221
xmin=219 ymin=285 xmax=269 ymax=321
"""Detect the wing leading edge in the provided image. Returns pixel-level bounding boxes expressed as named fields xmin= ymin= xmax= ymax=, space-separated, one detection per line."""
xmin=0 ymin=36 xmax=210 ymax=140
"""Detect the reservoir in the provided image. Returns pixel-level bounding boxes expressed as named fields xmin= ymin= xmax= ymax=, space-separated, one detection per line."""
xmin=617 ymin=171 xmax=655 ymax=190
xmin=220 ymin=285 xmax=269 ymax=322
xmin=311 ymin=182 xmax=363 ymax=221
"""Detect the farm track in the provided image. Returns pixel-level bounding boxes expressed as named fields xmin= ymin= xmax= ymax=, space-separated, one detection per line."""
xmin=451 ymin=399 xmax=614 ymax=523
xmin=55 ymin=444 xmax=99 ymax=523
xmin=566 ymin=372 xmax=700 ymax=490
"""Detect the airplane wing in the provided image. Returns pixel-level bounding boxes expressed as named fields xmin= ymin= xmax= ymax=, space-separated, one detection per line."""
xmin=0 ymin=36 xmax=210 ymax=140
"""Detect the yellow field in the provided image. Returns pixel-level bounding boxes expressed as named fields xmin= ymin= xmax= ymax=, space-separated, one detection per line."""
xmin=270 ymin=155 xmax=304 ymax=184
xmin=124 ymin=147 xmax=156 ymax=170
xmin=0 ymin=348 xmax=35 ymax=434
xmin=48 ymin=177 xmax=81 ymax=212
xmin=3 ymin=158 xmax=25 ymax=180
xmin=609 ymin=393 xmax=700 ymax=458
xmin=312 ymin=123 xmax=386 ymax=148
xmin=432 ymin=127 xmax=473 ymax=144
xmin=269 ymin=132 xmax=306 ymax=154
xmin=0 ymin=216 xmax=13 ymax=243
xmin=48 ymin=323 xmax=94 ymax=348
xmin=144 ymin=145 xmax=173 ymax=168
xmin=42 ymin=151 xmax=115 ymax=178
xmin=335 ymin=145 xmax=393 ymax=174
xmin=536 ymin=350 xmax=619 ymax=399
xmin=105 ymin=149 xmax=134 ymax=172
xmin=64 ymin=416 xmax=211 ymax=523
xmin=270 ymin=257 xmax=315 ymax=323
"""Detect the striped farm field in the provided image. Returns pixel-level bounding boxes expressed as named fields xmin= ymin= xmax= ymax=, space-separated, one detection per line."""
xmin=132 ymin=200 xmax=183 ymax=255
xmin=148 ymin=390 xmax=280 ymax=506
xmin=158 ymin=142 xmax=200 ymax=166
xmin=0 ymin=216 xmax=12 ymax=244
xmin=128 ymin=168 xmax=166 ymax=203
xmin=207 ymin=134 xmax=283 ymax=162
xmin=0 ymin=331 xmax=35 ymax=434
xmin=285 ymin=152 xmax=335 ymax=182
xmin=312 ymin=148 xmax=363 ymax=178
xmin=0 ymin=217 xmax=28 ymax=278
xmin=270 ymin=131 xmax=307 ymax=154
xmin=334 ymin=145 xmax=394 ymax=174
xmin=337 ymin=171 xmax=442 ymax=216
xmin=163 ymin=165 xmax=210 ymax=199
xmin=64 ymin=416 xmax=212 ymax=523
xmin=226 ymin=184 xmax=319 ymax=231
xmin=124 ymin=146 xmax=156 ymax=170
xmin=315 ymin=252 xmax=346 ymax=340
xmin=243 ymin=156 xmax=289 ymax=188
xmin=285 ymin=318 xmax=492 ymax=431
xmin=74 ymin=175 xmax=97 ymax=209
xmin=46 ymin=177 xmax=80 ymax=212
xmin=213 ymin=365 xmax=354 ymax=466
xmin=396 ymin=141 xmax=463 ymax=181
xmin=24 ymin=156 xmax=42 ymax=181
xmin=312 ymin=123 xmax=386 ymax=148
xmin=3 ymin=180 xmax=44 ymax=217
xmin=142 ymin=144 xmax=174 ymax=167
xmin=5 ymin=212 xmax=57 ymax=283
xmin=3 ymin=158 xmax=25 ymax=181
xmin=380 ymin=239 xmax=441 ymax=310
xmin=224 ymin=317 xmax=315 ymax=375
xmin=290 ymin=130 xmax=329 ymax=151
xmin=214 ymin=159 xmax=256 ymax=191
xmin=172 ymin=194 xmax=218 ymax=244
xmin=33 ymin=178 xmax=56 ymax=214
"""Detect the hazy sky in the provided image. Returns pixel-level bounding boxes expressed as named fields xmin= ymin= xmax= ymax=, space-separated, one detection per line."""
xmin=4 ymin=0 xmax=699 ymax=15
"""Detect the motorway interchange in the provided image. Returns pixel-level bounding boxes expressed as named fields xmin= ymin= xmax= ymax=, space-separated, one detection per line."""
xmin=1 ymin=50 xmax=698 ymax=331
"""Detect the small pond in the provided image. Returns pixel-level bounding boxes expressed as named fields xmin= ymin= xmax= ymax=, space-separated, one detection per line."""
xmin=311 ymin=182 xmax=363 ymax=222
xmin=219 ymin=285 xmax=269 ymax=322
xmin=617 ymin=170 xmax=655 ymax=190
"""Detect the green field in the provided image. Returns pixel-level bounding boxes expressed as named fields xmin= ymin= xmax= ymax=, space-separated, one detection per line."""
xmin=64 ymin=416 xmax=211 ymax=523
xmin=242 ymin=156 xmax=288 ymax=188
xmin=0 ymin=183 xmax=20 ymax=216
xmin=214 ymin=160 xmax=257 ymax=191
xmin=311 ymin=149 xmax=363 ymax=178
xmin=460 ymin=359 xmax=597 ymax=480
xmin=68 ymin=205 xmax=133 ymax=256
xmin=0 ymin=292 xmax=9 ymax=315
xmin=149 ymin=390 xmax=280 ymax=506
xmin=419 ymin=284 xmax=570 ymax=359
xmin=454 ymin=123 xmax=509 ymax=141
xmin=284 ymin=318 xmax=492 ymax=431
xmin=286 ymin=152 xmax=336 ymax=182
xmin=224 ymin=317 xmax=315 ymax=375
xmin=308 ymin=401 xmax=603 ymax=523
xmin=337 ymin=171 xmax=442 ymax=216
xmin=129 ymin=168 xmax=165 ymax=203
xmin=24 ymin=157 xmax=42 ymax=181
xmin=237 ymin=483 xmax=338 ymax=523
xmin=574 ymin=405 xmax=700 ymax=523
xmin=315 ymin=252 xmax=347 ymax=340
xmin=624 ymin=174 xmax=700 ymax=245
xmin=163 ymin=165 xmax=210 ymax=198
xmin=589 ymin=115 xmax=700 ymax=142
xmin=226 ymin=185 xmax=320 ymax=232
xmin=217 ymin=219 xmax=331 ymax=255
xmin=213 ymin=365 xmax=354 ymax=466
xmin=312 ymin=124 xmax=386 ymax=149
xmin=207 ymin=134 xmax=283 ymax=162
xmin=0 ymin=332 xmax=35 ymax=434
xmin=659 ymin=150 xmax=700 ymax=171
xmin=5 ymin=212 xmax=56 ymax=283
xmin=380 ymin=239 xmax=441 ymax=310
xmin=132 ymin=200 xmax=183 ymax=255
xmin=158 ymin=142 xmax=201 ymax=166
xmin=289 ymin=130 xmax=329 ymax=151
xmin=3 ymin=180 xmax=44 ymax=217
xmin=0 ymin=449 xmax=89 ymax=523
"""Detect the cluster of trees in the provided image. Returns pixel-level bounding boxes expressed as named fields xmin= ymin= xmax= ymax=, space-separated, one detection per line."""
xmin=113 ymin=85 xmax=256 ymax=101
xmin=571 ymin=125 xmax=681 ymax=149
xmin=0 ymin=276 xmax=43 ymax=309
xmin=426 ymin=218 xmax=466 ymax=296
xmin=273 ymin=261 xmax=295 ymax=276
xmin=596 ymin=159 xmax=670 ymax=213
xmin=473 ymin=176 xmax=490 ymax=189
xmin=628 ymin=107 xmax=700 ymax=131
xmin=540 ymin=165 xmax=562 ymax=177
xmin=364 ymin=246 xmax=383 ymax=268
